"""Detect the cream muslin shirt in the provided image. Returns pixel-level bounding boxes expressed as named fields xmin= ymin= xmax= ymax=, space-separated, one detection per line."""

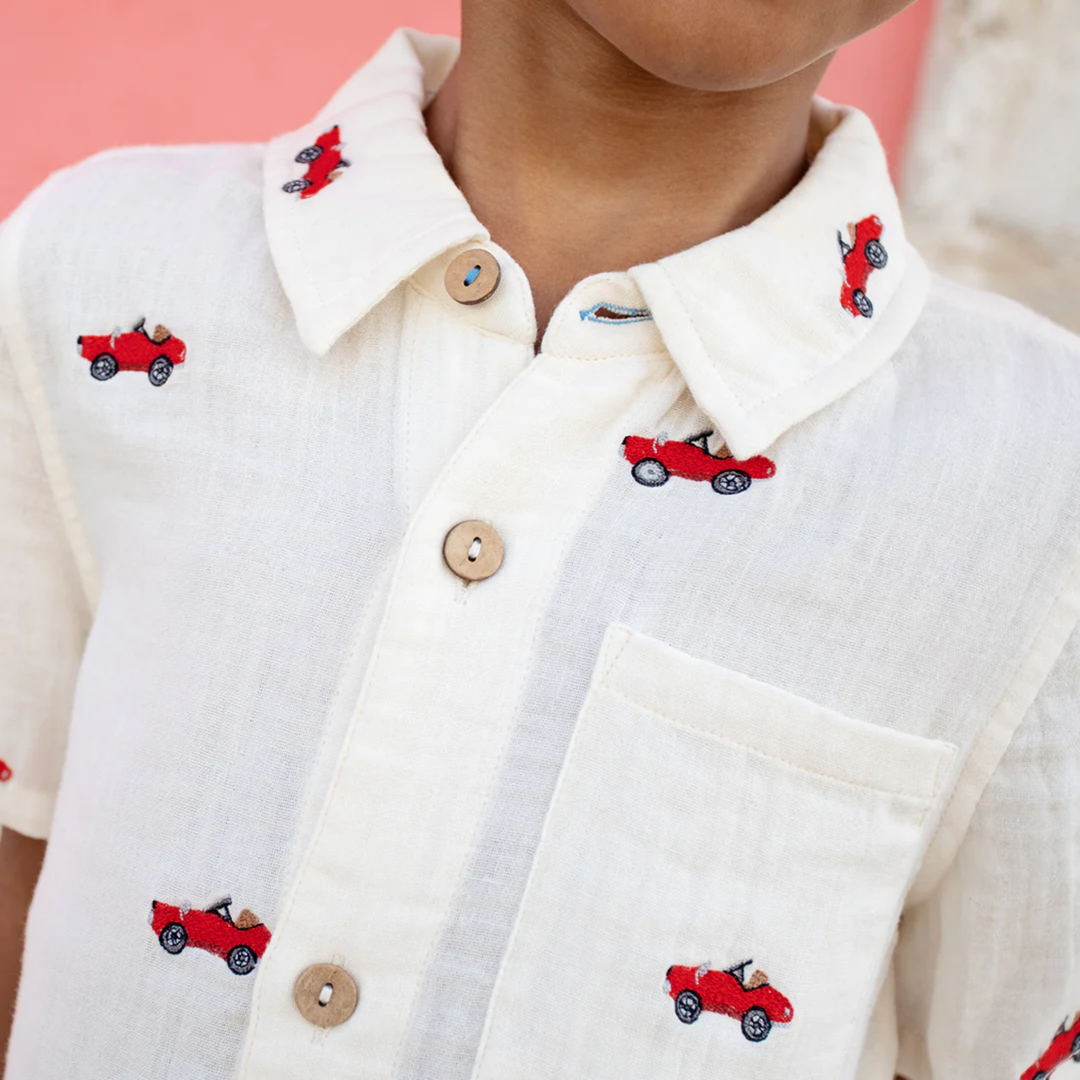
xmin=2 ymin=27 xmax=1079 ymax=1080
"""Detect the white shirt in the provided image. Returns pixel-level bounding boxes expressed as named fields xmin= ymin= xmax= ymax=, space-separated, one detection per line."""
xmin=2 ymin=27 xmax=1079 ymax=1080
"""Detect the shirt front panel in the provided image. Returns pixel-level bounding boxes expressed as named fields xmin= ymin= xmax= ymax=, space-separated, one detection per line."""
xmin=392 ymin=282 xmax=1080 ymax=1080
xmin=1 ymin=32 xmax=1079 ymax=1080
xmin=1 ymin=145 xmax=535 ymax=1080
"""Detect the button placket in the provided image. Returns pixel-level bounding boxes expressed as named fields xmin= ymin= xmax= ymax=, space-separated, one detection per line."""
xmin=241 ymin=352 xmax=683 ymax=1080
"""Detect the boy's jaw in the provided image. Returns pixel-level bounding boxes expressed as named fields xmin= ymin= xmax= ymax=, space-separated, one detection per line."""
xmin=553 ymin=0 xmax=920 ymax=92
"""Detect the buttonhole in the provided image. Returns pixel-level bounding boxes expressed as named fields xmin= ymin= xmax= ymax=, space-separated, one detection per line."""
xmin=467 ymin=537 xmax=482 ymax=562
xmin=464 ymin=265 xmax=481 ymax=287
xmin=318 ymin=982 xmax=334 ymax=1007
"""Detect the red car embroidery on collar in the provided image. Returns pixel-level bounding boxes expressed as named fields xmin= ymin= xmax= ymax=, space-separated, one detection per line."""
xmin=666 ymin=959 xmax=793 ymax=1042
xmin=282 ymin=125 xmax=350 ymax=199
xmin=0 ymin=760 xmax=11 ymax=782
xmin=149 ymin=896 xmax=271 ymax=976
xmin=838 ymin=214 xmax=888 ymax=318
xmin=622 ymin=430 xmax=775 ymax=495
xmin=78 ymin=318 xmax=186 ymax=385
xmin=1021 ymin=1010 xmax=1080 ymax=1080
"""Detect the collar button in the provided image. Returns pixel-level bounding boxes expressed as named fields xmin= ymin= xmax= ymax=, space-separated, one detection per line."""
xmin=445 ymin=249 xmax=501 ymax=305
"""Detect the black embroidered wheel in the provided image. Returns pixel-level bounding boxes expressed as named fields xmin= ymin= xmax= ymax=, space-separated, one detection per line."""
xmin=295 ymin=145 xmax=324 ymax=164
xmin=674 ymin=990 xmax=702 ymax=1024
xmin=711 ymin=469 xmax=751 ymax=495
xmin=741 ymin=1006 xmax=772 ymax=1042
xmin=864 ymin=239 xmax=888 ymax=269
xmin=90 ymin=354 xmax=118 ymax=380
xmin=1072 ymin=1031 xmax=1080 ymax=1060
xmin=1033 ymin=1072 xmax=1048 ymax=1080
xmin=631 ymin=458 xmax=669 ymax=487
xmin=226 ymin=944 xmax=258 ymax=976
xmin=148 ymin=356 xmax=173 ymax=386
xmin=159 ymin=922 xmax=188 ymax=955
xmin=282 ymin=178 xmax=313 ymax=194
xmin=852 ymin=289 xmax=874 ymax=319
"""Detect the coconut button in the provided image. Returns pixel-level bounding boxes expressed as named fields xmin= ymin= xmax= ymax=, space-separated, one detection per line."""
xmin=294 ymin=963 xmax=359 ymax=1028
xmin=444 ymin=249 xmax=501 ymax=305
xmin=443 ymin=520 xmax=505 ymax=582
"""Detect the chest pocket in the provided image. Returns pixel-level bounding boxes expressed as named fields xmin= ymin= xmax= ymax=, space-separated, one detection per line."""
xmin=470 ymin=624 xmax=957 ymax=1080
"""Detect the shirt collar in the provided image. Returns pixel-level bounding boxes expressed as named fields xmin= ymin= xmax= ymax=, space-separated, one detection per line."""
xmin=264 ymin=28 xmax=929 ymax=459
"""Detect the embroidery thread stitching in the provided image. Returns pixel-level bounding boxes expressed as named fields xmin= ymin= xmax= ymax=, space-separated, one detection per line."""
xmin=838 ymin=215 xmax=888 ymax=318
xmin=580 ymin=302 xmax=653 ymax=324
xmin=622 ymin=429 xmax=775 ymax=495
xmin=0 ymin=760 xmax=11 ymax=783
xmin=283 ymin=125 xmax=350 ymax=199
xmin=1020 ymin=1009 xmax=1080 ymax=1079
xmin=665 ymin=959 xmax=793 ymax=1041
xmin=148 ymin=895 xmax=271 ymax=976
xmin=77 ymin=318 xmax=186 ymax=385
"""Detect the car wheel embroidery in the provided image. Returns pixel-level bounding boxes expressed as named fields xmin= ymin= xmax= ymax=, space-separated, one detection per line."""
xmin=623 ymin=430 xmax=775 ymax=495
xmin=1021 ymin=1010 xmax=1080 ymax=1080
xmin=283 ymin=125 xmax=349 ymax=199
xmin=838 ymin=215 xmax=887 ymax=318
xmin=78 ymin=318 xmax=186 ymax=385
xmin=665 ymin=960 xmax=793 ymax=1041
xmin=149 ymin=896 xmax=271 ymax=976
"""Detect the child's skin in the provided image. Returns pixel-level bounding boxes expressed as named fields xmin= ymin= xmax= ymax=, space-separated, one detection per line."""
xmin=425 ymin=0 xmax=915 ymax=341
xmin=0 ymin=0 xmax=915 ymax=1064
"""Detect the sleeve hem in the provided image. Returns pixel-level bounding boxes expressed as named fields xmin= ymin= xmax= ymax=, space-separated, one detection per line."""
xmin=0 ymin=787 xmax=56 ymax=840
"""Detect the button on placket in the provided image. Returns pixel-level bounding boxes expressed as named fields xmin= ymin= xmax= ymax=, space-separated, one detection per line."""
xmin=443 ymin=520 xmax=504 ymax=582
xmin=294 ymin=964 xmax=359 ymax=1028
xmin=444 ymin=249 xmax=501 ymax=305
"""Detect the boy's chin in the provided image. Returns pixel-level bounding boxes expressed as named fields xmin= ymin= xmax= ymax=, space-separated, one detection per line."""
xmin=563 ymin=0 xmax=911 ymax=93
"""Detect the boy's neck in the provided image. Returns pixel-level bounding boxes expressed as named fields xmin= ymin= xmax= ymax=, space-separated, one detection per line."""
xmin=424 ymin=0 xmax=830 ymax=346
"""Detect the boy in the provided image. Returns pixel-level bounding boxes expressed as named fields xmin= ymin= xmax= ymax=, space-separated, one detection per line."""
xmin=2 ymin=1 xmax=1078 ymax=1077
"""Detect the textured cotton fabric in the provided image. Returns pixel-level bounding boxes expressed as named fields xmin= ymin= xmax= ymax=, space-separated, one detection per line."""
xmin=2 ymin=27 xmax=1079 ymax=1080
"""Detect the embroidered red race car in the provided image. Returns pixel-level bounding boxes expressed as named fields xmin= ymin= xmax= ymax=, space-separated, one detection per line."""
xmin=0 ymin=760 xmax=11 ymax=782
xmin=282 ymin=125 xmax=349 ymax=198
xmin=623 ymin=430 xmax=775 ymax=494
xmin=78 ymin=318 xmax=186 ymax=385
xmin=149 ymin=896 xmax=271 ymax=975
xmin=839 ymin=214 xmax=888 ymax=318
xmin=666 ymin=960 xmax=793 ymax=1041
xmin=1021 ymin=1011 xmax=1080 ymax=1080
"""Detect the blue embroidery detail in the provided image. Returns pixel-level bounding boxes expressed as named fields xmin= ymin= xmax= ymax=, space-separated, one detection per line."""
xmin=580 ymin=302 xmax=653 ymax=324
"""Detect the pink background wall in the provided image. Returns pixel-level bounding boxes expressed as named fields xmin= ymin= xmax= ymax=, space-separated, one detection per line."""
xmin=0 ymin=0 xmax=934 ymax=221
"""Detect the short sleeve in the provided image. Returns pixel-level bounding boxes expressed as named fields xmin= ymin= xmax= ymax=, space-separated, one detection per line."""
xmin=0 ymin=326 xmax=91 ymax=838
xmin=894 ymin=617 xmax=1080 ymax=1078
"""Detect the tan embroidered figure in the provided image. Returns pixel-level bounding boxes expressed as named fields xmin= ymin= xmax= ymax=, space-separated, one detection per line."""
xmin=745 ymin=969 xmax=770 ymax=990
xmin=151 ymin=324 xmax=171 ymax=343
xmin=234 ymin=908 xmax=261 ymax=930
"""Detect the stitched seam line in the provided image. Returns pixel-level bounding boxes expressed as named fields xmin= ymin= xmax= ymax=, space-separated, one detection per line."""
xmin=469 ymin=620 xmax=620 ymax=1080
xmin=471 ymin=606 xmax=938 ymax=1079
xmin=399 ymin=365 xmax=687 ymax=1080
xmin=653 ymin=242 xmax=921 ymax=420
xmin=599 ymin=679 xmax=945 ymax=804
xmin=913 ymin=551 xmax=1080 ymax=893
xmin=243 ymin=355 xmax=676 ymax=1073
